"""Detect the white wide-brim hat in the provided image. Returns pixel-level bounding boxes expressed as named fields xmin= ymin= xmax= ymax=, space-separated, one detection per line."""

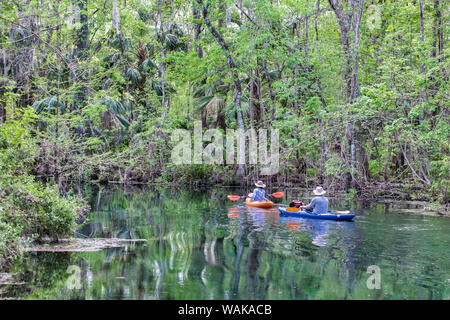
xmin=255 ymin=181 xmax=266 ymax=188
xmin=313 ymin=186 xmax=326 ymax=195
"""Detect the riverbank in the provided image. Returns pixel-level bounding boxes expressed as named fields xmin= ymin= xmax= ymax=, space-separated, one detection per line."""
xmin=79 ymin=180 xmax=450 ymax=215
xmin=0 ymin=176 xmax=90 ymax=271
xmin=80 ymin=176 xmax=449 ymax=204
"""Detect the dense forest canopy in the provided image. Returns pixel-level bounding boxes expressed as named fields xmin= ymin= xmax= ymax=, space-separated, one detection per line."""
xmin=0 ymin=0 xmax=448 ymax=203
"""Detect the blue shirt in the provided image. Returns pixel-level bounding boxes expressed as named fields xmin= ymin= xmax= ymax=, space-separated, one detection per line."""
xmin=304 ymin=196 xmax=329 ymax=214
xmin=251 ymin=188 xmax=266 ymax=202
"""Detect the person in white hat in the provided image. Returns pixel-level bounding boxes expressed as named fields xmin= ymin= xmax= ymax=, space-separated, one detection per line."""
xmin=247 ymin=181 xmax=267 ymax=202
xmin=300 ymin=186 xmax=329 ymax=214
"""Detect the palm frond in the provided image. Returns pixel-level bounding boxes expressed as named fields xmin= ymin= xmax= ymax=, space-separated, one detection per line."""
xmin=126 ymin=67 xmax=142 ymax=85
xmin=268 ymin=70 xmax=280 ymax=80
xmin=193 ymin=86 xmax=206 ymax=98
xmin=230 ymin=12 xmax=242 ymax=27
xmin=222 ymin=96 xmax=249 ymax=120
xmin=33 ymin=96 xmax=66 ymax=114
xmin=169 ymin=24 xmax=184 ymax=38
xmin=146 ymin=43 xmax=156 ymax=58
xmin=151 ymin=80 xmax=163 ymax=96
xmin=115 ymin=113 xmax=130 ymax=128
xmin=9 ymin=26 xmax=31 ymax=46
xmin=194 ymin=95 xmax=214 ymax=110
xmin=109 ymin=34 xmax=132 ymax=51
xmin=140 ymin=59 xmax=158 ymax=73
xmin=138 ymin=7 xmax=150 ymax=22
xmin=193 ymin=82 xmax=225 ymax=98
xmin=204 ymin=97 xmax=225 ymax=116
xmin=103 ymin=52 xmax=122 ymax=65
xmin=165 ymin=33 xmax=179 ymax=51
xmin=149 ymin=80 xmax=176 ymax=96
xmin=103 ymin=96 xmax=126 ymax=114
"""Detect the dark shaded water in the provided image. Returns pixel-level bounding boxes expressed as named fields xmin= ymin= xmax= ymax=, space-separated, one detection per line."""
xmin=4 ymin=186 xmax=450 ymax=299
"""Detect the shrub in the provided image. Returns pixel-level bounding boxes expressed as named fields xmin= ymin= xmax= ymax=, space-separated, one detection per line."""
xmin=0 ymin=215 xmax=22 ymax=270
xmin=0 ymin=105 xmax=89 ymax=270
xmin=0 ymin=175 xmax=88 ymax=242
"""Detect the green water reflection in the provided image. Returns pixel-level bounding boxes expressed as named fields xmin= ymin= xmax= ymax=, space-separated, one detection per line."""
xmin=7 ymin=186 xmax=450 ymax=299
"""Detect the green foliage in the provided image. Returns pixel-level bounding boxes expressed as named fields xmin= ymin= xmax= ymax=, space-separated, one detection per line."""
xmin=0 ymin=0 xmax=448 ymax=207
xmin=325 ymin=157 xmax=347 ymax=178
xmin=0 ymin=176 xmax=86 ymax=241
xmin=0 ymin=99 xmax=89 ymax=270
xmin=345 ymin=189 xmax=359 ymax=202
xmin=0 ymin=214 xmax=22 ymax=270
xmin=33 ymin=97 xmax=66 ymax=114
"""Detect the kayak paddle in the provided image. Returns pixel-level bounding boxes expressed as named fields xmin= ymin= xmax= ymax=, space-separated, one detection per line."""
xmin=227 ymin=195 xmax=245 ymax=201
xmin=270 ymin=192 xmax=285 ymax=198
xmin=227 ymin=192 xmax=284 ymax=201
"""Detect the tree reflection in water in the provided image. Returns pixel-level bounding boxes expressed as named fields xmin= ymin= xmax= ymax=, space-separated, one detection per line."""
xmin=9 ymin=185 xmax=450 ymax=300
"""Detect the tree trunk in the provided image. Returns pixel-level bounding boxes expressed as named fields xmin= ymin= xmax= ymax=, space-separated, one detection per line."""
xmin=112 ymin=0 xmax=120 ymax=35
xmin=197 ymin=0 xmax=246 ymax=178
xmin=328 ymin=0 xmax=366 ymax=189
xmin=113 ymin=0 xmax=133 ymax=121
xmin=262 ymin=58 xmax=276 ymax=120
xmin=432 ymin=0 xmax=443 ymax=63
xmin=226 ymin=6 xmax=232 ymax=31
xmin=328 ymin=0 xmax=353 ymax=188
xmin=328 ymin=0 xmax=352 ymax=100
xmin=249 ymin=71 xmax=255 ymax=129
xmin=294 ymin=64 xmax=299 ymax=114
xmin=0 ymin=49 xmax=7 ymax=122
xmin=350 ymin=0 xmax=362 ymax=103
xmin=315 ymin=0 xmax=320 ymax=41
xmin=218 ymin=4 xmax=226 ymax=28
xmin=419 ymin=0 xmax=426 ymax=123
xmin=72 ymin=0 xmax=89 ymax=110
xmin=419 ymin=0 xmax=425 ymax=74
xmin=305 ymin=0 xmax=310 ymax=73
xmin=0 ymin=84 xmax=6 ymax=123
xmin=256 ymin=75 xmax=265 ymax=124
xmin=160 ymin=44 xmax=166 ymax=111
xmin=192 ymin=1 xmax=203 ymax=58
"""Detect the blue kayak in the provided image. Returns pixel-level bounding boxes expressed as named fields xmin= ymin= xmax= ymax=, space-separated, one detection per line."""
xmin=278 ymin=207 xmax=355 ymax=221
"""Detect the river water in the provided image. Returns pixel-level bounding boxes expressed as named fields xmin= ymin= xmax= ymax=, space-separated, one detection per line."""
xmin=5 ymin=185 xmax=450 ymax=299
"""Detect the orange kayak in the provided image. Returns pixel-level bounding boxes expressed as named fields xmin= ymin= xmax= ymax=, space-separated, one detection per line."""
xmin=245 ymin=198 xmax=274 ymax=208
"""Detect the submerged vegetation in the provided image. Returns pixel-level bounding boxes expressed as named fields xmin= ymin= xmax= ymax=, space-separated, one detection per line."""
xmin=0 ymin=0 xmax=448 ymax=269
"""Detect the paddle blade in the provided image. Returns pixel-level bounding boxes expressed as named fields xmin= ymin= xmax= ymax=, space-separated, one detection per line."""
xmin=285 ymin=207 xmax=300 ymax=213
xmin=227 ymin=195 xmax=241 ymax=201
xmin=336 ymin=211 xmax=350 ymax=214
xmin=271 ymin=192 xmax=284 ymax=198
